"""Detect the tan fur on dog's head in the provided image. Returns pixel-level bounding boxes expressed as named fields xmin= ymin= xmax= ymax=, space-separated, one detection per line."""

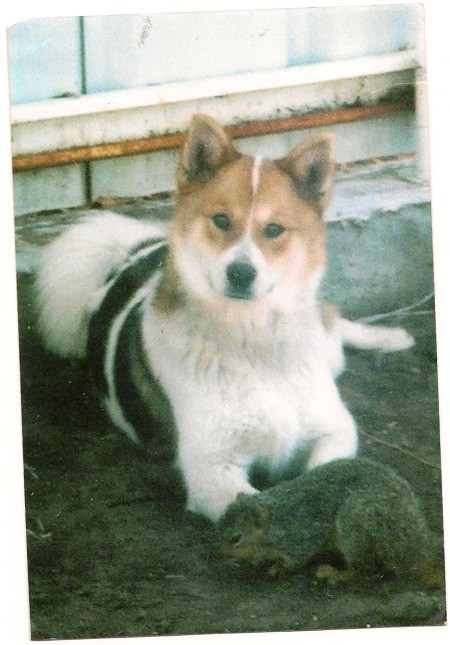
xmin=158 ymin=114 xmax=334 ymax=313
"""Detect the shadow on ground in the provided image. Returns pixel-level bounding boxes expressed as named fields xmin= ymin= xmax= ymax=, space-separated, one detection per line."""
xmin=17 ymin=263 xmax=446 ymax=640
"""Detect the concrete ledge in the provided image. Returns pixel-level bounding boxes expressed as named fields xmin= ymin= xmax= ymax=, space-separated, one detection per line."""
xmin=326 ymin=158 xmax=430 ymax=222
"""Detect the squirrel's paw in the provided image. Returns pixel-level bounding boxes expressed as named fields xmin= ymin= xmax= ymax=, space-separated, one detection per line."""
xmin=315 ymin=564 xmax=355 ymax=585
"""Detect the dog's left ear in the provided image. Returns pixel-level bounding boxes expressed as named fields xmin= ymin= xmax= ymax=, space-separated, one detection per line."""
xmin=276 ymin=133 xmax=335 ymax=212
xmin=177 ymin=114 xmax=240 ymax=190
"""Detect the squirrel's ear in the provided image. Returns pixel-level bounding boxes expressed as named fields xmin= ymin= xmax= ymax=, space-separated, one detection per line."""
xmin=253 ymin=503 xmax=269 ymax=528
xmin=234 ymin=494 xmax=268 ymax=527
xmin=275 ymin=133 xmax=335 ymax=212
xmin=242 ymin=496 xmax=269 ymax=527
xmin=177 ymin=114 xmax=241 ymax=189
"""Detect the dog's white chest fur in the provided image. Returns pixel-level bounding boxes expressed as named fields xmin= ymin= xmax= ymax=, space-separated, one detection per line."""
xmin=142 ymin=297 xmax=355 ymax=521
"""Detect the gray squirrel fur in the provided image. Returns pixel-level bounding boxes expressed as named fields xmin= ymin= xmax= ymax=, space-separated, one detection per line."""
xmin=217 ymin=457 xmax=442 ymax=583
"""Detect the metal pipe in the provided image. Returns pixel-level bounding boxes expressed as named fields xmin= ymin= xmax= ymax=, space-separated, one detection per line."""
xmin=12 ymin=101 xmax=411 ymax=172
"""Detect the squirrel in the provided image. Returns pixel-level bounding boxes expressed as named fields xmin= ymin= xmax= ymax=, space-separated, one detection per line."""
xmin=217 ymin=457 xmax=443 ymax=585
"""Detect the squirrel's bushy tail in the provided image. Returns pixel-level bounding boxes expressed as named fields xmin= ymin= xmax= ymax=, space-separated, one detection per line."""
xmin=337 ymin=485 xmax=441 ymax=584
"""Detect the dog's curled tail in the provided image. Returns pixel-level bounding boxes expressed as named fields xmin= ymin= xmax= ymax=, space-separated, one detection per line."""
xmin=35 ymin=211 xmax=168 ymax=359
xmin=338 ymin=318 xmax=415 ymax=352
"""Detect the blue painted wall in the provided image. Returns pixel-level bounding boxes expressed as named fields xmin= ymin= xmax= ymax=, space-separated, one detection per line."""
xmin=8 ymin=17 xmax=82 ymax=104
xmin=8 ymin=7 xmax=418 ymax=104
xmin=9 ymin=7 xmax=421 ymax=214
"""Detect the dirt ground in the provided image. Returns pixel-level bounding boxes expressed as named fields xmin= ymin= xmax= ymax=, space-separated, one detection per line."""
xmin=17 ymin=226 xmax=446 ymax=640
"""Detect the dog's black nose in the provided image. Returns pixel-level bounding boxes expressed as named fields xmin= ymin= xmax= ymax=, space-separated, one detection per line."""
xmin=226 ymin=262 xmax=257 ymax=295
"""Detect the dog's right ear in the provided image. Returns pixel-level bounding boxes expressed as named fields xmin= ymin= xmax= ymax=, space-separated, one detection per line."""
xmin=177 ymin=114 xmax=240 ymax=190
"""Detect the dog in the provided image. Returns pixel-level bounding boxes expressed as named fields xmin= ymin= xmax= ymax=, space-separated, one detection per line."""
xmin=35 ymin=114 xmax=414 ymax=522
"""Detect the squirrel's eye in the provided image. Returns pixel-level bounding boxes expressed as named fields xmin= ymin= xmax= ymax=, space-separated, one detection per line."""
xmin=263 ymin=223 xmax=286 ymax=239
xmin=212 ymin=213 xmax=232 ymax=232
xmin=229 ymin=533 xmax=243 ymax=547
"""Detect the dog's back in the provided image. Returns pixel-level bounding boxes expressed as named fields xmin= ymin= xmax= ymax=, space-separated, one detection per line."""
xmin=35 ymin=211 xmax=168 ymax=358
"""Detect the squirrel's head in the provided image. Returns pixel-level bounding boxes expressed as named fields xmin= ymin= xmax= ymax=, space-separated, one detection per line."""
xmin=220 ymin=493 xmax=267 ymax=539
xmin=217 ymin=494 xmax=275 ymax=567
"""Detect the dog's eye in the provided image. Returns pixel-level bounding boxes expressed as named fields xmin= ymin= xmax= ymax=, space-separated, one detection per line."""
xmin=263 ymin=223 xmax=286 ymax=239
xmin=212 ymin=213 xmax=232 ymax=232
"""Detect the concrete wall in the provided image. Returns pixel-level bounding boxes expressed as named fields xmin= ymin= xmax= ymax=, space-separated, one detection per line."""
xmin=324 ymin=204 xmax=433 ymax=318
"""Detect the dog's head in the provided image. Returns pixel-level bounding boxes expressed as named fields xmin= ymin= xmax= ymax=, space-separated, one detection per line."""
xmin=169 ymin=114 xmax=334 ymax=310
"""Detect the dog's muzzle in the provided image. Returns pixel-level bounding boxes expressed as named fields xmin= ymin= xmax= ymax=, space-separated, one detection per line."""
xmin=225 ymin=261 xmax=257 ymax=300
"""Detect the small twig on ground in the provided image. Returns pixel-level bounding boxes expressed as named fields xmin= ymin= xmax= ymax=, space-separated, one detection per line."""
xmin=358 ymin=427 xmax=441 ymax=470
xmin=357 ymin=292 xmax=434 ymax=324
xmin=24 ymin=464 xmax=39 ymax=479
